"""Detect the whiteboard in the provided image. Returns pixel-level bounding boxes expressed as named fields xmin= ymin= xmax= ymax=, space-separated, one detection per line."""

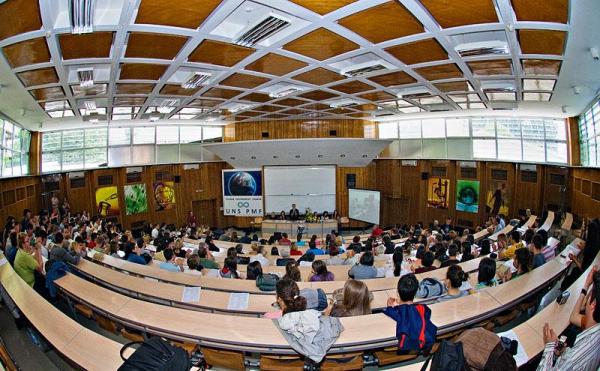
xmin=264 ymin=166 xmax=336 ymax=214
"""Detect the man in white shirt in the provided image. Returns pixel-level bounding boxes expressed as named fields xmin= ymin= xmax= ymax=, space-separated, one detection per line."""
xmin=151 ymin=226 xmax=159 ymax=239
xmin=325 ymin=246 xmax=345 ymax=266
xmin=249 ymin=245 xmax=270 ymax=267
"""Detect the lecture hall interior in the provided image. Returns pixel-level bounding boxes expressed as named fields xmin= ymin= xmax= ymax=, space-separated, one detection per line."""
xmin=0 ymin=0 xmax=599 ymax=370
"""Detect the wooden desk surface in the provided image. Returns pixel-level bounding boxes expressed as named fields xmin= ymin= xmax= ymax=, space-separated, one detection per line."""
xmin=0 ymin=262 xmax=125 ymax=371
xmin=488 ymin=223 xmax=516 ymax=241
xmin=537 ymin=211 xmax=555 ymax=232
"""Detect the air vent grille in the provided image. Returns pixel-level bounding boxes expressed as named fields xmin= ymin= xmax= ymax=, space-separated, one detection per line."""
xmin=234 ymin=14 xmax=291 ymax=47
xmin=182 ymin=72 xmax=211 ymax=89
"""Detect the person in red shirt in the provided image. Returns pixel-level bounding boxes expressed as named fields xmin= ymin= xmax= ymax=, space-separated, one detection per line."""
xmin=371 ymin=224 xmax=384 ymax=237
xmin=279 ymin=233 xmax=291 ymax=245
xmin=187 ymin=210 xmax=197 ymax=227
xmin=290 ymin=242 xmax=303 ymax=256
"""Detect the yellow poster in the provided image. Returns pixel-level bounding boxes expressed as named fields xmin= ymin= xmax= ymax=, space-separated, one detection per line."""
xmin=427 ymin=177 xmax=450 ymax=209
xmin=95 ymin=186 xmax=120 ymax=216
xmin=154 ymin=181 xmax=176 ymax=211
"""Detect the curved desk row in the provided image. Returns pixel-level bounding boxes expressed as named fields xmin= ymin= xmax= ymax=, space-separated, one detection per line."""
xmin=0 ymin=262 xmax=127 ymax=371
xmin=54 ymin=248 xmax=577 ymax=358
xmin=537 ymin=211 xmax=555 ymax=232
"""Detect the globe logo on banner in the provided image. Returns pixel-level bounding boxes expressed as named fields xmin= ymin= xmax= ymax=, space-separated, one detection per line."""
xmin=222 ymin=169 xmax=263 ymax=216
xmin=227 ymin=172 xmax=258 ymax=196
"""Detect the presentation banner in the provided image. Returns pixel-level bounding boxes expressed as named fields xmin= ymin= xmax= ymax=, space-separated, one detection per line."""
xmin=427 ymin=177 xmax=450 ymax=209
xmin=222 ymin=169 xmax=263 ymax=216
xmin=456 ymin=180 xmax=480 ymax=214
xmin=124 ymin=184 xmax=148 ymax=215
xmin=95 ymin=186 xmax=120 ymax=217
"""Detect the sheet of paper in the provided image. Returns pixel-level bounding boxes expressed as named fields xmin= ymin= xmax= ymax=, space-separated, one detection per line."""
xmin=182 ymin=287 xmax=201 ymax=303
xmin=0 ymin=257 xmax=7 ymax=266
xmin=228 ymin=293 xmax=250 ymax=310
xmin=497 ymin=329 xmax=528 ymax=367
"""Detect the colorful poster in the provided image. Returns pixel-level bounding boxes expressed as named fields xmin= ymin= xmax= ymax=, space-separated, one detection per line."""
xmin=427 ymin=177 xmax=450 ymax=209
xmin=153 ymin=181 xmax=176 ymax=211
xmin=456 ymin=180 xmax=480 ymax=213
xmin=222 ymin=169 xmax=263 ymax=216
xmin=95 ymin=186 xmax=120 ymax=217
xmin=486 ymin=181 xmax=509 ymax=216
xmin=124 ymin=184 xmax=148 ymax=215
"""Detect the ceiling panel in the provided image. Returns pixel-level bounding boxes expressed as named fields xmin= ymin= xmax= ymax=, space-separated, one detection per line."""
xmin=113 ymin=97 xmax=146 ymax=106
xmin=239 ymin=92 xmax=272 ymax=103
xmin=338 ymin=1 xmax=423 ymax=44
xmin=188 ymin=39 xmax=254 ymax=67
xmin=385 ymin=38 xmax=448 ymax=65
xmin=125 ymin=32 xmax=187 ymax=60
xmin=0 ymin=0 xmax=42 ymax=41
xmin=273 ymin=98 xmax=310 ymax=106
xmin=368 ymin=71 xmax=417 ymax=87
xmin=299 ymin=90 xmax=339 ymax=100
xmin=302 ymin=103 xmax=331 ymax=110
xmin=359 ymin=91 xmax=396 ymax=101
xmin=159 ymin=84 xmax=201 ymax=96
xmin=220 ymin=73 xmax=270 ymax=89
xmin=522 ymin=59 xmax=562 ymax=76
xmin=434 ymin=81 xmax=470 ymax=92
xmin=283 ymin=28 xmax=358 ymax=60
xmin=279 ymin=108 xmax=307 ymax=115
xmin=420 ymin=0 xmax=499 ymax=28
xmin=518 ymin=29 xmax=567 ymax=55
xmin=355 ymin=104 xmax=378 ymax=111
xmin=288 ymin=0 xmax=356 ymax=15
xmin=468 ymin=60 xmax=513 ymax=76
xmin=3 ymin=37 xmax=50 ymax=68
xmin=59 ymin=32 xmax=114 ymax=60
xmin=116 ymin=83 xmax=155 ymax=95
xmin=415 ymin=64 xmax=463 ymax=81
xmin=17 ymin=67 xmax=58 ymax=87
xmin=201 ymin=87 xmax=241 ymax=100
xmin=135 ymin=0 xmax=222 ymax=29
xmin=330 ymin=80 xmax=375 ymax=94
xmin=292 ymin=67 xmax=344 ymax=85
xmin=119 ymin=63 xmax=167 ymax=80
xmin=254 ymin=105 xmax=281 ymax=113
xmin=511 ymin=0 xmax=569 ymax=23
xmin=245 ymin=53 xmax=307 ymax=76
xmin=30 ymin=86 xmax=66 ymax=101
xmin=188 ymin=99 xmax=222 ymax=108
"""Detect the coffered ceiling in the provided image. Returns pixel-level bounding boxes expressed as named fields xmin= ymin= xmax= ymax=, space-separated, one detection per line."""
xmin=0 ymin=0 xmax=597 ymax=130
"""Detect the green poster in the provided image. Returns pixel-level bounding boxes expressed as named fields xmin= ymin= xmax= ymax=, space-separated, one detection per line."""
xmin=456 ymin=180 xmax=480 ymax=213
xmin=124 ymin=184 xmax=148 ymax=215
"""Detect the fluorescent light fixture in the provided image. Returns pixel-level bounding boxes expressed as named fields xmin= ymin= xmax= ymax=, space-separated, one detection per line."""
xmin=234 ymin=13 xmax=291 ymax=47
xmin=486 ymin=92 xmax=516 ymax=101
xmin=340 ymin=60 xmax=389 ymax=77
xmin=158 ymin=99 xmax=179 ymax=113
xmin=44 ymin=100 xmax=70 ymax=111
xmin=523 ymin=92 xmax=552 ymax=102
xmin=89 ymin=117 xmax=99 ymax=124
xmin=149 ymin=115 xmax=160 ymax=122
xmin=77 ymin=68 xmax=94 ymax=88
xmin=396 ymin=87 xmax=431 ymax=99
xmin=328 ymin=99 xmax=360 ymax=108
xmin=455 ymin=40 xmax=509 ymax=57
xmin=179 ymin=107 xmax=205 ymax=114
xmin=269 ymin=87 xmax=301 ymax=98
xmin=83 ymin=100 xmax=96 ymax=113
xmin=70 ymin=0 xmax=95 ymax=34
xmin=227 ymin=104 xmax=250 ymax=113
xmin=182 ymin=72 xmax=211 ymax=89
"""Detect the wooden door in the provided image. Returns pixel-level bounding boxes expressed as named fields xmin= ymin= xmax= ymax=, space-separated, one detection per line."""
xmin=192 ymin=199 xmax=216 ymax=227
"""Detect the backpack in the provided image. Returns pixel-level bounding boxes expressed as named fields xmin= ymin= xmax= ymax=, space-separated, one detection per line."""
xmin=118 ymin=337 xmax=190 ymax=371
xmin=256 ymin=273 xmax=280 ymax=292
xmin=384 ymin=304 xmax=437 ymax=353
xmin=422 ymin=340 xmax=468 ymax=371
xmin=455 ymin=328 xmax=517 ymax=371
xmin=417 ymin=278 xmax=446 ymax=299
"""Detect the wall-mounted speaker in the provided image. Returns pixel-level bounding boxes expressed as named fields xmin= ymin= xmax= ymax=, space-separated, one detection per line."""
xmin=329 ymin=130 xmax=337 ymax=136
xmin=261 ymin=132 xmax=269 ymax=138
xmin=174 ymin=175 xmax=181 ymax=183
xmin=421 ymin=172 xmax=429 ymax=180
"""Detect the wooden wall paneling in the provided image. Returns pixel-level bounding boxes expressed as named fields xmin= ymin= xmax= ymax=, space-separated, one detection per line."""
xmin=424 ymin=160 xmax=454 ymax=226
xmin=336 ymin=165 xmax=374 ymax=228
xmin=567 ymin=117 xmax=580 ymax=166
xmin=570 ymin=168 xmax=600 ymax=219
xmin=453 ymin=161 xmax=484 ymax=229
xmin=65 ymin=171 xmax=94 ymax=216
xmin=485 ymin=162 xmax=516 ymax=219
xmin=0 ymin=176 xmax=42 ymax=225
xmin=514 ymin=164 xmax=543 ymax=217
xmin=231 ymin=120 xmax=369 ymax=141
xmin=224 ymin=124 xmax=236 ymax=142
xmin=29 ymin=131 xmax=41 ymax=175
xmin=542 ymin=166 xmax=570 ymax=213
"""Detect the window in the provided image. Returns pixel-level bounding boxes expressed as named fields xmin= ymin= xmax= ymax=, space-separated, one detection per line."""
xmin=156 ymin=126 xmax=179 ymax=144
xmin=399 ymin=120 xmax=421 ymax=139
xmin=545 ymin=120 xmax=566 ymax=141
xmin=85 ymin=128 xmax=107 ymax=148
xmin=0 ymin=117 xmax=30 ymax=177
xmin=180 ymin=126 xmax=203 ymax=143
xmin=62 ymin=130 xmax=84 ymax=149
xmin=546 ymin=142 xmax=568 ymax=164
xmin=496 ymin=119 xmax=521 ymax=138
xmin=446 ymin=118 xmax=469 ymax=137
xmin=42 ymin=152 xmax=61 ymax=173
xmin=84 ymin=148 xmax=107 ymax=169
xmin=133 ymin=127 xmax=155 ymax=145
xmin=202 ymin=126 xmax=223 ymax=142
xmin=523 ymin=140 xmax=546 ymax=163
xmin=109 ymin=128 xmax=131 ymax=146
xmin=473 ymin=139 xmax=496 ymax=159
xmin=472 ymin=119 xmax=495 ymax=137
xmin=579 ymin=97 xmax=600 ymax=167
xmin=497 ymin=139 xmax=522 ymax=161
xmin=377 ymin=122 xmax=398 ymax=139
xmin=42 ymin=132 xmax=62 ymax=151
xmin=62 ymin=150 xmax=84 ymax=170
xmin=421 ymin=119 xmax=445 ymax=138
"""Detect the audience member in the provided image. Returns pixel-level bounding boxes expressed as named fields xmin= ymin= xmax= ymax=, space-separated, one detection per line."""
xmin=309 ymin=260 xmax=334 ymax=282
xmin=349 ymin=251 xmax=378 ymax=279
